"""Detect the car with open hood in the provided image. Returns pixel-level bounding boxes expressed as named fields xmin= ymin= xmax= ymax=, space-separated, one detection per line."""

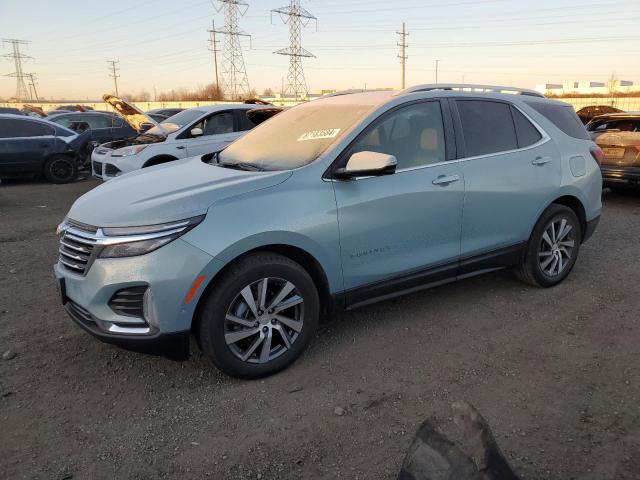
xmin=55 ymin=84 xmax=602 ymax=378
xmin=90 ymin=95 xmax=280 ymax=181
xmin=0 ymin=114 xmax=91 ymax=183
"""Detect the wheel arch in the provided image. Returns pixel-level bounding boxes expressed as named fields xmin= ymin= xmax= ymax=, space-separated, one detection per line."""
xmin=143 ymin=155 xmax=178 ymax=168
xmin=191 ymin=243 xmax=334 ymax=335
xmin=550 ymin=195 xmax=587 ymax=241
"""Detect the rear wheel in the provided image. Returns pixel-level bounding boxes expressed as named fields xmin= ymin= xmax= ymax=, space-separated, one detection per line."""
xmin=515 ymin=204 xmax=581 ymax=288
xmin=43 ymin=155 xmax=77 ymax=184
xmin=197 ymin=252 xmax=320 ymax=378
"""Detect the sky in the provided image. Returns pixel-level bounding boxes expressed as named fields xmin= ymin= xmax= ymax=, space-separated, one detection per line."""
xmin=1 ymin=0 xmax=639 ymax=100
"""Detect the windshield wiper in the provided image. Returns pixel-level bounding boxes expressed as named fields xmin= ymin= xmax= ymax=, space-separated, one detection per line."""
xmin=218 ymin=161 xmax=265 ymax=172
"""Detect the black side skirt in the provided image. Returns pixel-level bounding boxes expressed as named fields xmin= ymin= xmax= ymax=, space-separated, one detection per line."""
xmin=340 ymin=242 xmax=526 ymax=310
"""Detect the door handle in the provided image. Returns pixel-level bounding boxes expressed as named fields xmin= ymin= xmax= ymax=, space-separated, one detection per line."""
xmin=532 ymin=156 xmax=552 ymax=166
xmin=432 ymin=174 xmax=460 ymax=186
xmin=176 ymin=145 xmax=185 ymax=150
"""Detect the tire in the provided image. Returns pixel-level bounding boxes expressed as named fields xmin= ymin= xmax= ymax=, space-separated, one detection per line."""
xmin=197 ymin=252 xmax=320 ymax=378
xmin=43 ymin=155 xmax=78 ymax=184
xmin=515 ymin=204 xmax=582 ymax=288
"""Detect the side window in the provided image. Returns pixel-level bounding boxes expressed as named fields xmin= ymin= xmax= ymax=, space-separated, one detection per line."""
xmin=351 ymin=102 xmax=446 ymax=170
xmin=456 ymin=100 xmax=517 ymax=157
xmin=192 ymin=112 xmax=234 ymax=137
xmin=84 ymin=115 xmax=113 ymax=129
xmin=237 ymin=110 xmax=256 ymax=131
xmin=525 ymin=102 xmax=589 ymax=140
xmin=511 ymin=106 xmax=542 ymax=148
xmin=52 ymin=115 xmax=73 ymax=128
xmin=0 ymin=119 xmax=54 ymax=138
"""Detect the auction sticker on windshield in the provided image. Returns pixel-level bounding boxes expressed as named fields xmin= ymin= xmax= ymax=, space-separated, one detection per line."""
xmin=297 ymin=128 xmax=341 ymax=142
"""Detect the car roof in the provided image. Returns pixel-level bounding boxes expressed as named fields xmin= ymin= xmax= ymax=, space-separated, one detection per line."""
xmin=308 ymin=88 xmax=569 ymax=112
xmin=192 ymin=103 xmax=270 ymax=113
xmin=591 ymin=112 xmax=640 ymax=119
xmin=0 ymin=113 xmax=76 ymax=133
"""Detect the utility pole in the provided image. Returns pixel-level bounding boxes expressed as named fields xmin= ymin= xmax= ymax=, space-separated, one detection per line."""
xmin=2 ymin=38 xmax=32 ymax=101
xmin=271 ymin=0 xmax=317 ymax=101
xmin=107 ymin=59 xmax=120 ymax=96
xmin=213 ymin=0 xmax=251 ymax=100
xmin=396 ymin=23 xmax=408 ymax=89
xmin=435 ymin=59 xmax=440 ymax=84
xmin=27 ymin=73 xmax=39 ymax=101
xmin=208 ymin=19 xmax=220 ymax=90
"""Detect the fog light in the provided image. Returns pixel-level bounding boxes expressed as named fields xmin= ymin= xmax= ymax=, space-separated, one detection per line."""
xmin=143 ymin=288 xmax=159 ymax=328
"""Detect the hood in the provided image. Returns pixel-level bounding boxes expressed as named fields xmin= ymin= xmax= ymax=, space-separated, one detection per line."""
xmin=103 ymin=94 xmax=167 ymax=135
xmin=67 ymin=156 xmax=292 ymax=227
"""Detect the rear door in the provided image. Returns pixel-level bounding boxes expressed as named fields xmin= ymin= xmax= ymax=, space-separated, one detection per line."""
xmin=452 ymin=98 xmax=561 ymax=264
xmin=185 ymin=110 xmax=238 ymax=157
xmin=0 ymin=118 xmax=56 ymax=176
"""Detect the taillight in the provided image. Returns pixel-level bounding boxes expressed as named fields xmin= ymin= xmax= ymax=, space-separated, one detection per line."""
xmin=590 ymin=145 xmax=604 ymax=165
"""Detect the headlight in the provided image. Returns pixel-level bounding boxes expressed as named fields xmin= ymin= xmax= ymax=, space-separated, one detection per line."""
xmin=111 ymin=145 xmax=148 ymax=157
xmin=98 ymin=215 xmax=204 ymax=258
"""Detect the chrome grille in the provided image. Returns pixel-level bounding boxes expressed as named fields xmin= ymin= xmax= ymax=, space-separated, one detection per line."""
xmin=58 ymin=221 xmax=99 ymax=275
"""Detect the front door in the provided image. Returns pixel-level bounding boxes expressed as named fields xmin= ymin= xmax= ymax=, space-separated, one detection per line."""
xmin=331 ymin=101 xmax=464 ymax=304
xmin=185 ymin=110 xmax=241 ymax=157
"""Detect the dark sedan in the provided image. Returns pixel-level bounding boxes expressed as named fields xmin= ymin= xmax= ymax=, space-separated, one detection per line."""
xmin=47 ymin=111 xmax=137 ymax=146
xmin=0 ymin=114 xmax=90 ymax=183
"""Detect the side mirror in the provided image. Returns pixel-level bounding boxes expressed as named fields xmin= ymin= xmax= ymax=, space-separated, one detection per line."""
xmin=334 ymin=151 xmax=397 ymax=179
xmin=191 ymin=127 xmax=204 ymax=137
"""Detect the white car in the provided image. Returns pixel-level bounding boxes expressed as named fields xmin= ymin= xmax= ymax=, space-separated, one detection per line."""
xmin=91 ymin=95 xmax=279 ymax=181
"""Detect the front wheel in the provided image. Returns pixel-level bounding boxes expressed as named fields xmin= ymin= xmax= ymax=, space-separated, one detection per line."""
xmin=43 ymin=155 xmax=78 ymax=184
xmin=197 ymin=252 xmax=320 ymax=378
xmin=515 ymin=204 xmax=581 ymax=288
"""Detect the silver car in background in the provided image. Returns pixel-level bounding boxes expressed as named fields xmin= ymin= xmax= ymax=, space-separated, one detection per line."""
xmin=91 ymin=95 xmax=280 ymax=180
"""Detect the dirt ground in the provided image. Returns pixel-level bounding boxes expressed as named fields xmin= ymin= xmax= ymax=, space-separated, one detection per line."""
xmin=1 ymin=177 xmax=639 ymax=480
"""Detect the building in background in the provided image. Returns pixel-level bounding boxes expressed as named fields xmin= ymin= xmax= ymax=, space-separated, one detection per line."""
xmin=536 ymin=80 xmax=640 ymax=95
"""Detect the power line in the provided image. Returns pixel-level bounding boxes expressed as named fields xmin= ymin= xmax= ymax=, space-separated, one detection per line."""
xmin=208 ymin=19 xmax=221 ymax=88
xmin=271 ymin=0 xmax=317 ymax=100
xmin=107 ymin=59 xmax=120 ymax=96
xmin=2 ymin=38 xmax=32 ymax=101
xmin=213 ymin=0 xmax=251 ymax=100
xmin=27 ymin=73 xmax=39 ymax=101
xmin=397 ymin=22 xmax=408 ymax=89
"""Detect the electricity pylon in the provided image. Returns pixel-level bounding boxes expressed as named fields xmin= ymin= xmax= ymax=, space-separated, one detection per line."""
xmin=2 ymin=38 xmax=32 ymax=101
xmin=272 ymin=0 xmax=316 ymax=100
xmin=213 ymin=0 xmax=251 ymax=100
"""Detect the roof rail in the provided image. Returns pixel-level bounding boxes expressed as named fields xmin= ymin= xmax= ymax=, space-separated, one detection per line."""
xmin=395 ymin=83 xmax=545 ymax=98
xmin=321 ymin=89 xmax=367 ymax=98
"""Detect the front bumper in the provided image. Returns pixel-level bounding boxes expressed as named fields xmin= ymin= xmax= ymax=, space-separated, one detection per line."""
xmin=65 ymin=299 xmax=190 ymax=360
xmin=600 ymin=165 xmax=640 ymax=185
xmin=54 ymin=238 xmax=223 ymax=359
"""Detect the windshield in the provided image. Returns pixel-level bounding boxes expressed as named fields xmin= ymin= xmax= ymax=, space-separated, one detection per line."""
xmin=217 ymin=102 xmax=375 ymax=171
xmin=144 ymin=109 xmax=204 ymax=136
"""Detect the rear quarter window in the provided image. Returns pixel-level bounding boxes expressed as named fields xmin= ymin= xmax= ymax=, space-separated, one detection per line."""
xmin=526 ymin=102 xmax=589 ymax=140
xmin=511 ymin=106 xmax=542 ymax=147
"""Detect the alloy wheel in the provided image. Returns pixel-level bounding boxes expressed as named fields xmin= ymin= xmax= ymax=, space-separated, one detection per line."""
xmin=51 ymin=159 xmax=73 ymax=181
xmin=224 ymin=277 xmax=304 ymax=364
xmin=538 ymin=217 xmax=576 ymax=277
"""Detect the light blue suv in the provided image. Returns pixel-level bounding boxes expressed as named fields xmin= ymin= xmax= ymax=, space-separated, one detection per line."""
xmin=54 ymin=84 xmax=602 ymax=378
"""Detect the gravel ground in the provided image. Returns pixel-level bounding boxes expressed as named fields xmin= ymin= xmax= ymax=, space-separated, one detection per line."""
xmin=1 ymin=177 xmax=639 ymax=480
